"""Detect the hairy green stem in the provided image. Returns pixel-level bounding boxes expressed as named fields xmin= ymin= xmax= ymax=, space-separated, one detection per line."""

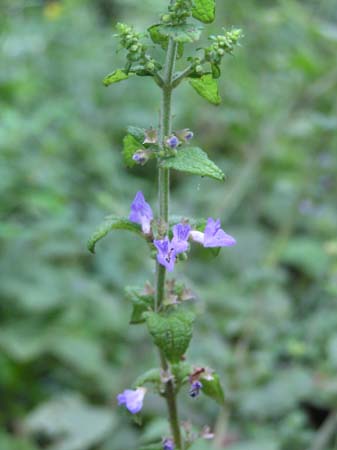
xmin=155 ymin=37 xmax=183 ymax=449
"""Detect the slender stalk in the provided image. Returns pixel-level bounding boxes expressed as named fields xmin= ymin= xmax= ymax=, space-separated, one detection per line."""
xmin=155 ymin=37 xmax=183 ymax=449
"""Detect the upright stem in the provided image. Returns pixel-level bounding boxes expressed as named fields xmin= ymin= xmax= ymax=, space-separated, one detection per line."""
xmin=155 ymin=37 xmax=183 ymax=449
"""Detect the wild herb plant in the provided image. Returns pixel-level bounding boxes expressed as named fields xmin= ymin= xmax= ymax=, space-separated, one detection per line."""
xmin=89 ymin=1 xmax=242 ymax=448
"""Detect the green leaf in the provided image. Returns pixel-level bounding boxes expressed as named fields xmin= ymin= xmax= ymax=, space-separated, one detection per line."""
xmin=161 ymin=146 xmax=225 ymax=181
xmin=189 ymin=75 xmax=221 ymax=105
xmin=148 ymin=25 xmax=185 ymax=58
xmin=161 ymin=23 xmax=203 ymax=43
xmin=139 ymin=445 xmax=162 ymax=450
xmin=201 ymin=372 xmax=225 ymax=405
xmin=192 ymin=0 xmax=216 ymax=23
xmin=145 ymin=310 xmax=195 ymax=363
xmin=125 ymin=287 xmax=154 ymax=324
xmin=103 ymin=69 xmax=132 ymax=86
xmin=87 ymin=216 xmax=143 ymax=253
xmin=149 ymin=23 xmax=202 ymax=44
xmin=127 ymin=126 xmax=145 ymax=143
xmin=133 ymin=368 xmax=161 ymax=388
xmin=123 ymin=134 xmax=142 ymax=167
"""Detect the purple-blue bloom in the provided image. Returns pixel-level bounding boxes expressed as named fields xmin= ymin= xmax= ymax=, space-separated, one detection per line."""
xmin=132 ymin=150 xmax=149 ymax=165
xmin=163 ymin=438 xmax=175 ymax=450
xmin=117 ymin=387 xmax=146 ymax=414
xmin=189 ymin=380 xmax=203 ymax=398
xmin=172 ymin=223 xmax=191 ymax=254
xmin=166 ymin=135 xmax=180 ymax=149
xmin=129 ymin=191 xmax=153 ymax=234
xmin=190 ymin=218 xmax=236 ymax=248
xmin=175 ymin=128 xmax=194 ymax=142
xmin=154 ymin=237 xmax=176 ymax=272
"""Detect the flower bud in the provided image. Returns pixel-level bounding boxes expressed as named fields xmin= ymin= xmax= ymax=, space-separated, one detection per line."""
xmin=195 ymin=64 xmax=203 ymax=74
xmin=132 ymin=149 xmax=149 ymax=165
xmin=161 ymin=14 xmax=171 ymax=23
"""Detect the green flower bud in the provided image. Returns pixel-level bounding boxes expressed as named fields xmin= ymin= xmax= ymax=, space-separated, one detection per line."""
xmin=145 ymin=62 xmax=155 ymax=72
xmin=195 ymin=65 xmax=203 ymax=74
xmin=217 ymin=48 xmax=225 ymax=56
xmin=130 ymin=44 xmax=139 ymax=52
xmin=161 ymin=14 xmax=171 ymax=23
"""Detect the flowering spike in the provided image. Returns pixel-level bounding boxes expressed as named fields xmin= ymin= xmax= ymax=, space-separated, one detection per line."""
xmin=129 ymin=191 xmax=153 ymax=234
xmin=117 ymin=387 xmax=146 ymax=414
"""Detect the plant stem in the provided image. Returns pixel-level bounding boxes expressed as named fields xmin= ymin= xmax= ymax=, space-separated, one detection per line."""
xmin=155 ymin=37 xmax=183 ymax=449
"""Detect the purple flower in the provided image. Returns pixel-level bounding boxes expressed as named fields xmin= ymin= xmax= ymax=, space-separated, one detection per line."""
xmin=190 ymin=218 xmax=236 ymax=248
xmin=163 ymin=438 xmax=175 ymax=450
xmin=166 ymin=135 xmax=180 ymax=149
xmin=172 ymin=223 xmax=191 ymax=254
xmin=175 ymin=128 xmax=194 ymax=142
xmin=129 ymin=191 xmax=153 ymax=234
xmin=189 ymin=380 xmax=202 ymax=398
xmin=154 ymin=237 xmax=176 ymax=272
xmin=132 ymin=149 xmax=149 ymax=165
xmin=117 ymin=387 xmax=146 ymax=414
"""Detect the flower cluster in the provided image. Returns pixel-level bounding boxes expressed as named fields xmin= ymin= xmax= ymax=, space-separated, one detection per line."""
xmin=116 ymin=23 xmax=159 ymax=74
xmin=132 ymin=128 xmax=194 ymax=165
xmin=205 ymin=29 xmax=243 ymax=64
xmin=161 ymin=0 xmax=193 ymax=25
xmin=128 ymin=191 xmax=236 ymax=272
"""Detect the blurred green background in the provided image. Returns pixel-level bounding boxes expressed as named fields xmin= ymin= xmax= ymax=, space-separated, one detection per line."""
xmin=1 ymin=0 xmax=337 ymax=449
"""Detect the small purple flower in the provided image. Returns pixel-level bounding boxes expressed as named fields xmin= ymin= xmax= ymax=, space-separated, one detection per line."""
xmin=154 ymin=237 xmax=176 ymax=272
xmin=129 ymin=191 xmax=153 ymax=234
xmin=175 ymin=128 xmax=194 ymax=142
xmin=166 ymin=135 xmax=180 ymax=149
xmin=172 ymin=223 xmax=191 ymax=254
xmin=163 ymin=438 xmax=175 ymax=450
xmin=117 ymin=387 xmax=146 ymax=414
xmin=189 ymin=380 xmax=202 ymax=398
xmin=132 ymin=149 xmax=149 ymax=165
xmin=190 ymin=218 xmax=236 ymax=248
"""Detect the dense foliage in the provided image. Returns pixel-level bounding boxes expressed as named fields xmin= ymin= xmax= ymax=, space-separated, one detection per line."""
xmin=0 ymin=0 xmax=336 ymax=449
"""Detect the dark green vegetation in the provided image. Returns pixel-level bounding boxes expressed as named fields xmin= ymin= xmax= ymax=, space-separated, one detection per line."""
xmin=1 ymin=0 xmax=337 ymax=449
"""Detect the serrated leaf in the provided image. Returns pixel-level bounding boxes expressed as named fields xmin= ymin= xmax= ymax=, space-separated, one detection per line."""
xmin=161 ymin=146 xmax=225 ymax=181
xmin=126 ymin=287 xmax=154 ymax=324
xmin=145 ymin=310 xmax=195 ymax=363
xmin=192 ymin=0 xmax=216 ymax=23
xmin=133 ymin=368 xmax=161 ymax=388
xmin=127 ymin=126 xmax=145 ymax=143
xmin=189 ymin=75 xmax=221 ymax=105
xmin=148 ymin=25 xmax=185 ymax=58
xmin=88 ymin=216 xmax=142 ymax=253
xmin=160 ymin=23 xmax=203 ymax=43
xmin=201 ymin=372 xmax=225 ymax=405
xmin=103 ymin=69 xmax=132 ymax=86
xmin=123 ymin=134 xmax=142 ymax=167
